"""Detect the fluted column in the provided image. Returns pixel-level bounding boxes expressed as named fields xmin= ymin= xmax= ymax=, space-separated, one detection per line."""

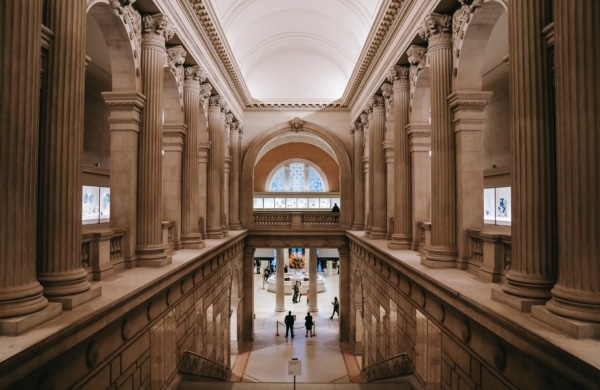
xmin=419 ymin=13 xmax=457 ymax=266
xmin=382 ymin=82 xmax=395 ymax=240
xmin=545 ymin=0 xmax=600 ymax=323
xmin=206 ymin=96 xmax=225 ymax=238
xmin=351 ymin=122 xmax=365 ymax=230
xmin=229 ymin=121 xmax=243 ymax=229
xmin=197 ymin=83 xmax=212 ymax=239
xmin=367 ymin=96 xmax=387 ymax=239
xmin=223 ymin=112 xmax=233 ymax=232
xmin=0 ymin=0 xmax=49 ymax=321
xmin=361 ymin=113 xmax=370 ymax=234
xmin=275 ymin=248 xmax=285 ymax=312
xmin=388 ymin=66 xmax=412 ymax=249
xmin=500 ymin=0 xmax=556 ymax=302
xmin=37 ymin=0 xmax=93 ymax=300
xmin=242 ymin=246 xmax=255 ymax=341
xmin=136 ymin=13 xmax=173 ymax=266
xmin=308 ymin=249 xmax=318 ymax=312
xmin=181 ymin=66 xmax=205 ymax=249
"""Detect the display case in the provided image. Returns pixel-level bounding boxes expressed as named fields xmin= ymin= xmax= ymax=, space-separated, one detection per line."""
xmin=82 ymin=185 xmax=110 ymax=224
xmin=483 ymin=186 xmax=511 ymax=226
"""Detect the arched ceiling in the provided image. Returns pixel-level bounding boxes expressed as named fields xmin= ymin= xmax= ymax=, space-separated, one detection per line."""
xmin=208 ymin=0 xmax=382 ymax=103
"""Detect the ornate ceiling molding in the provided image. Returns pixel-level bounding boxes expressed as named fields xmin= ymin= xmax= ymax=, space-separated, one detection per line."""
xmin=186 ymin=0 xmax=406 ymax=111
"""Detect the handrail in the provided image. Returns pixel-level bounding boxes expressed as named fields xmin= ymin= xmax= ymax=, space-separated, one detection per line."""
xmin=361 ymin=352 xmax=412 ymax=382
xmin=180 ymin=350 xmax=231 ymax=382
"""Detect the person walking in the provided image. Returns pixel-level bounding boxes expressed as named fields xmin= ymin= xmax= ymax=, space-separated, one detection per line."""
xmin=330 ymin=297 xmax=339 ymax=319
xmin=284 ymin=311 xmax=295 ymax=338
xmin=305 ymin=312 xmax=314 ymax=337
xmin=305 ymin=290 xmax=310 ymax=305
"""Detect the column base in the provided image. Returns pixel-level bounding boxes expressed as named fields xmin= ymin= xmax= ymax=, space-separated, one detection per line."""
xmin=422 ymin=245 xmax=457 ymax=268
xmin=206 ymin=228 xmax=225 ymax=239
xmin=229 ymin=223 xmax=243 ymax=230
xmin=479 ymin=265 xmax=502 ymax=282
xmin=367 ymin=228 xmax=387 ymax=240
xmin=0 ymin=302 xmax=62 ymax=336
xmin=275 ymin=307 xmax=286 ymax=313
xmin=48 ymin=285 xmax=102 ymax=310
xmin=388 ymin=234 xmax=412 ymax=250
xmin=180 ymin=234 xmax=205 ymax=249
xmin=136 ymin=245 xmax=171 ymax=267
xmin=532 ymin=305 xmax=600 ymax=339
xmin=491 ymin=286 xmax=547 ymax=312
xmin=350 ymin=223 xmax=365 ymax=230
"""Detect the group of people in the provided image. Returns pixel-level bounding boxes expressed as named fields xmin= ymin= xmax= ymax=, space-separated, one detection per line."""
xmin=283 ymin=296 xmax=340 ymax=338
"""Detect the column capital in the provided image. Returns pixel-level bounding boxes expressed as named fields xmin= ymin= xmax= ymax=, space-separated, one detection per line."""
xmin=418 ymin=13 xmax=453 ymax=47
xmin=142 ymin=13 xmax=174 ymax=46
xmin=387 ymin=65 xmax=410 ymax=83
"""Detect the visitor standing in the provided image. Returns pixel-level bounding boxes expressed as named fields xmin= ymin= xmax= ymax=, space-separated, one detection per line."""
xmin=305 ymin=312 xmax=314 ymax=337
xmin=285 ymin=311 xmax=295 ymax=338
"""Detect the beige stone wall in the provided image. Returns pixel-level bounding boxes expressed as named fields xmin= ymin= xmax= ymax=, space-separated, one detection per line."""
xmin=9 ymin=239 xmax=244 ymax=389
xmin=348 ymin=236 xmax=593 ymax=389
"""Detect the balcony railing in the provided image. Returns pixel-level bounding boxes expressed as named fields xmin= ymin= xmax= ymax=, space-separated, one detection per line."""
xmin=252 ymin=211 xmax=341 ymax=230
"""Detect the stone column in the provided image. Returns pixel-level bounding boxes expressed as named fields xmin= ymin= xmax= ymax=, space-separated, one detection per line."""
xmin=223 ymin=112 xmax=233 ymax=231
xmin=37 ymin=0 xmax=96 ymax=305
xmin=198 ymin=83 xmax=212 ymax=239
xmin=242 ymin=246 xmax=255 ymax=341
xmin=361 ymin=113 xmax=371 ymax=234
xmin=309 ymin=249 xmax=318 ymax=312
xmin=229 ymin=121 xmax=243 ymax=229
xmin=351 ymin=122 xmax=365 ymax=230
xmin=0 ymin=0 xmax=50 ymax=324
xmin=206 ymin=96 xmax=225 ymax=238
xmin=388 ymin=66 xmax=412 ymax=249
xmin=449 ymin=91 xmax=492 ymax=266
xmin=136 ymin=13 xmax=173 ymax=266
xmin=181 ymin=66 xmax=205 ymax=249
xmin=382 ymin=82 xmax=395 ymax=240
xmin=366 ymin=96 xmax=387 ymax=239
xmin=544 ymin=0 xmax=600 ymax=325
xmin=275 ymin=248 xmax=285 ymax=312
xmin=495 ymin=0 xmax=556 ymax=306
xmin=338 ymin=246 xmax=351 ymax=342
xmin=419 ymin=13 xmax=457 ymax=266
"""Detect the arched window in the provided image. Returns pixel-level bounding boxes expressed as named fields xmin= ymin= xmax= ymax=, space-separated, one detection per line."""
xmin=267 ymin=161 xmax=327 ymax=192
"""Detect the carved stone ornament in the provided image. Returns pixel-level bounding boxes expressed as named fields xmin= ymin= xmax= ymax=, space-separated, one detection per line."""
xmin=167 ymin=46 xmax=186 ymax=85
xmin=109 ymin=0 xmax=141 ymax=69
xmin=209 ymin=94 xmax=222 ymax=108
xmin=453 ymin=0 xmax=483 ymax=47
xmin=142 ymin=13 xmax=175 ymax=43
xmin=289 ymin=117 xmax=304 ymax=132
xmin=418 ymin=13 xmax=452 ymax=45
xmin=381 ymin=83 xmax=393 ymax=108
xmin=387 ymin=65 xmax=410 ymax=82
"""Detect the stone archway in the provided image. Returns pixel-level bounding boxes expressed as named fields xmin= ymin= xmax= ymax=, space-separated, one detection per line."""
xmin=241 ymin=120 xmax=353 ymax=228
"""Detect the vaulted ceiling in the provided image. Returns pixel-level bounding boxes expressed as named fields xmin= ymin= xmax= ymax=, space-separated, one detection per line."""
xmin=207 ymin=0 xmax=383 ymax=104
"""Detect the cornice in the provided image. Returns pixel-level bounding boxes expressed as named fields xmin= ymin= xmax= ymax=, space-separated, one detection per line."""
xmin=186 ymin=0 xmax=251 ymax=107
xmin=244 ymin=103 xmax=350 ymax=112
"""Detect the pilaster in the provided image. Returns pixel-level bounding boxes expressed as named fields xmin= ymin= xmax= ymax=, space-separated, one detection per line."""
xmin=136 ymin=13 xmax=173 ymax=266
xmin=242 ymin=246 xmax=255 ymax=341
xmin=407 ymin=123 xmax=431 ymax=250
xmin=37 ymin=0 xmax=98 ymax=305
xmin=419 ymin=12 xmax=458 ymax=267
xmin=449 ymin=91 xmax=493 ymax=267
xmin=229 ymin=121 xmax=243 ymax=229
xmin=103 ymin=91 xmax=145 ymax=266
xmin=162 ymin=123 xmax=185 ymax=250
xmin=338 ymin=246 xmax=351 ymax=342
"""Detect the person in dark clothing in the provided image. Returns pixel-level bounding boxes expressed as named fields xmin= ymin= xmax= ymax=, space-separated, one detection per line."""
xmin=331 ymin=203 xmax=340 ymax=212
xmin=305 ymin=312 xmax=314 ymax=337
xmin=330 ymin=297 xmax=339 ymax=319
xmin=285 ymin=311 xmax=295 ymax=338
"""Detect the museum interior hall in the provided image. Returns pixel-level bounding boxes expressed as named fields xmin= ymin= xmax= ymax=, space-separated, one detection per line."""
xmin=1 ymin=0 xmax=599 ymax=389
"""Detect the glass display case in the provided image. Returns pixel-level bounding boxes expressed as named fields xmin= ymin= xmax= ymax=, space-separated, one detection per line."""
xmin=82 ymin=185 xmax=110 ymax=224
xmin=483 ymin=187 xmax=511 ymax=226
